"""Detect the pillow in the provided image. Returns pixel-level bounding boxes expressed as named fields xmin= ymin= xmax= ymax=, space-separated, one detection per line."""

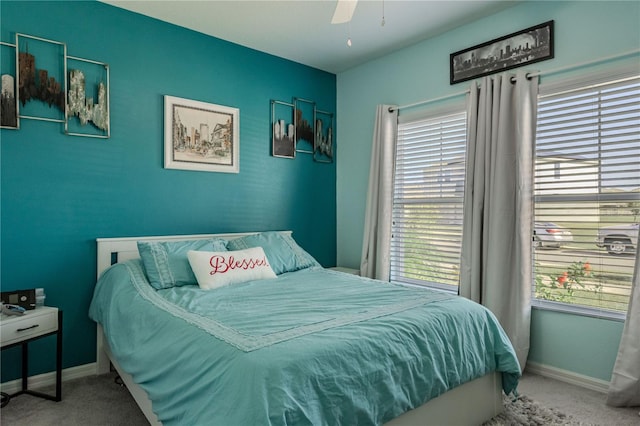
xmin=188 ymin=247 xmax=277 ymax=290
xmin=226 ymin=231 xmax=320 ymax=275
xmin=137 ymin=238 xmax=228 ymax=289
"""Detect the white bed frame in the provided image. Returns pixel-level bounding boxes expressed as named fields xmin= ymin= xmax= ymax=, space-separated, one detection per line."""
xmin=95 ymin=232 xmax=503 ymax=426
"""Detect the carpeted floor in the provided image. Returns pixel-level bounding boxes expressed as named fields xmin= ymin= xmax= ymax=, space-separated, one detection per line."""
xmin=0 ymin=373 xmax=147 ymax=426
xmin=1 ymin=372 xmax=638 ymax=425
xmin=515 ymin=373 xmax=639 ymax=426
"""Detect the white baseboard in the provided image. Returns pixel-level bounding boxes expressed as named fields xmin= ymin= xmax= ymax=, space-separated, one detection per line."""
xmin=0 ymin=362 xmax=96 ymax=394
xmin=525 ymin=361 xmax=610 ymax=394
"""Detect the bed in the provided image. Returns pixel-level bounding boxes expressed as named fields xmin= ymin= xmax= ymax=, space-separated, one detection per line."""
xmin=90 ymin=231 xmax=520 ymax=425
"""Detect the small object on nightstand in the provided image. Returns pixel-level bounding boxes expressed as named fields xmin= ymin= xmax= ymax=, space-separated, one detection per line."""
xmin=0 ymin=289 xmax=36 ymax=310
xmin=35 ymin=288 xmax=46 ymax=307
xmin=2 ymin=304 xmax=26 ymax=316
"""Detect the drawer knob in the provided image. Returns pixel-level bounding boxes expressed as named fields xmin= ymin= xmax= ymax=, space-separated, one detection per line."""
xmin=16 ymin=324 xmax=39 ymax=332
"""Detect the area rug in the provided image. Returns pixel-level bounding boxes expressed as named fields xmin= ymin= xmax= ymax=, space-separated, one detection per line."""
xmin=484 ymin=394 xmax=576 ymax=426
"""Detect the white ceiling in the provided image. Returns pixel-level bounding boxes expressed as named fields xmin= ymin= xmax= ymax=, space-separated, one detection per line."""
xmin=101 ymin=0 xmax=519 ymax=74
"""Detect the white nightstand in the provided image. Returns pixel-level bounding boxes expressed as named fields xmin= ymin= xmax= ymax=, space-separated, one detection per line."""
xmin=329 ymin=267 xmax=360 ymax=275
xmin=0 ymin=306 xmax=62 ymax=405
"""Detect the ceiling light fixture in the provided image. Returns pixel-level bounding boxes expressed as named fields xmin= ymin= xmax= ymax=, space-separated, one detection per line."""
xmin=381 ymin=0 xmax=386 ymax=26
xmin=331 ymin=0 xmax=358 ymax=24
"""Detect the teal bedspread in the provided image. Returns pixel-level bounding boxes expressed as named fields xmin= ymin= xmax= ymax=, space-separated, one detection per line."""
xmin=89 ymin=260 xmax=520 ymax=425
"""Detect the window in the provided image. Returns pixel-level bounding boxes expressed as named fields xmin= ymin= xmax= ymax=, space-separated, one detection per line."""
xmin=534 ymin=74 xmax=640 ymax=316
xmin=389 ymin=69 xmax=638 ymax=315
xmin=391 ymin=110 xmax=467 ymax=291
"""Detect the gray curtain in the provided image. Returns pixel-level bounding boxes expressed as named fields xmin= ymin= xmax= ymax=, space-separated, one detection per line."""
xmin=459 ymin=71 xmax=538 ymax=370
xmin=607 ymin=228 xmax=640 ymax=407
xmin=360 ymin=104 xmax=398 ymax=280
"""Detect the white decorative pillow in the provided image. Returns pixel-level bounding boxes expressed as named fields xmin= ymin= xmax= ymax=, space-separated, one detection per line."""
xmin=187 ymin=247 xmax=277 ymax=290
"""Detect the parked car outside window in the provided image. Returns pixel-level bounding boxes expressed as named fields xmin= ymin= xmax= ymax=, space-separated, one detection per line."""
xmin=595 ymin=223 xmax=639 ymax=255
xmin=533 ymin=222 xmax=573 ymax=249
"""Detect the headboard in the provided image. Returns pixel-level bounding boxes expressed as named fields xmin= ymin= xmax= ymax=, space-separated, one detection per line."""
xmin=96 ymin=231 xmax=293 ymax=279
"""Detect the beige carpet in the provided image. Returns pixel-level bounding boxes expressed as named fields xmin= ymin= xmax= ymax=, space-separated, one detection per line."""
xmin=1 ymin=372 xmax=638 ymax=425
xmin=516 ymin=373 xmax=639 ymax=426
xmin=0 ymin=373 xmax=147 ymax=426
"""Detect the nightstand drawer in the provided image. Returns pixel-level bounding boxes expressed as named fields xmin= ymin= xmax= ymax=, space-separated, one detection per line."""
xmin=1 ymin=307 xmax=59 ymax=347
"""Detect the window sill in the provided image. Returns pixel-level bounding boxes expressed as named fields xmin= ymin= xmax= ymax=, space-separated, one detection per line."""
xmin=532 ymin=299 xmax=627 ymax=322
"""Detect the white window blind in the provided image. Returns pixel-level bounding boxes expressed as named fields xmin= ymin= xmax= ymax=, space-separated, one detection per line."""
xmin=391 ymin=111 xmax=467 ymax=290
xmin=534 ymin=75 xmax=640 ymax=315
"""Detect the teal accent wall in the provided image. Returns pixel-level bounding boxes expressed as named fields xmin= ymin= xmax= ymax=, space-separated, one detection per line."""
xmin=336 ymin=1 xmax=639 ymax=382
xmin=1 ymin=1 xmax=336 ymax=382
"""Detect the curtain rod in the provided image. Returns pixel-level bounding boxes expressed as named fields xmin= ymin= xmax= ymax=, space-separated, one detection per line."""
xmin=526 ymin=48 xmax=639 ymax=80
xmin=389 ymin=90 xmax=468 ymax=112
xmin=390 ymin=48 xmax=640 ymax=113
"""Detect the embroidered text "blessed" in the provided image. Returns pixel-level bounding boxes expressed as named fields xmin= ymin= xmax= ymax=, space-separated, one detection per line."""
xmin=209 ymin=255 xmax=270 ymax=275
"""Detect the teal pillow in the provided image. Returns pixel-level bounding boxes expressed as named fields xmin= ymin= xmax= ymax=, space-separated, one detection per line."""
xmin=138 ymin=238 xmax=228 ymax=289
xmin=226 ymin=232 xmax=319 ymax=275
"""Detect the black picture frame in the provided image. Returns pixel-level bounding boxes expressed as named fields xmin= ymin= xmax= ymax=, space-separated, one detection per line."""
xmin=450 ymin=20 xmax=554 ymax=85
xmin=313 ymin=109 xmax=334 ymax=164
xmin=294 ymin=97 xmax=315 ymax=154
xmin=16 ymin=33 xmax=67 ymax=123
xmin=271 ymin=100 xmax=295 ymax=159
xmin=65 ymin=56 xmax=110 ymax=138
xmin=0 ymin=41 xmax=18 ymax=129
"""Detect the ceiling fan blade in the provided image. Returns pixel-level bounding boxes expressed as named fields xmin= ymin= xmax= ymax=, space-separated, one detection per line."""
xmin=331 ymin=0 xmax=358 ymax=24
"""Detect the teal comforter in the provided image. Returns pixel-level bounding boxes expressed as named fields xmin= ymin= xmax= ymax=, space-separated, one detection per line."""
xmin=89 ymin=261 xmax=520 ymax=425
